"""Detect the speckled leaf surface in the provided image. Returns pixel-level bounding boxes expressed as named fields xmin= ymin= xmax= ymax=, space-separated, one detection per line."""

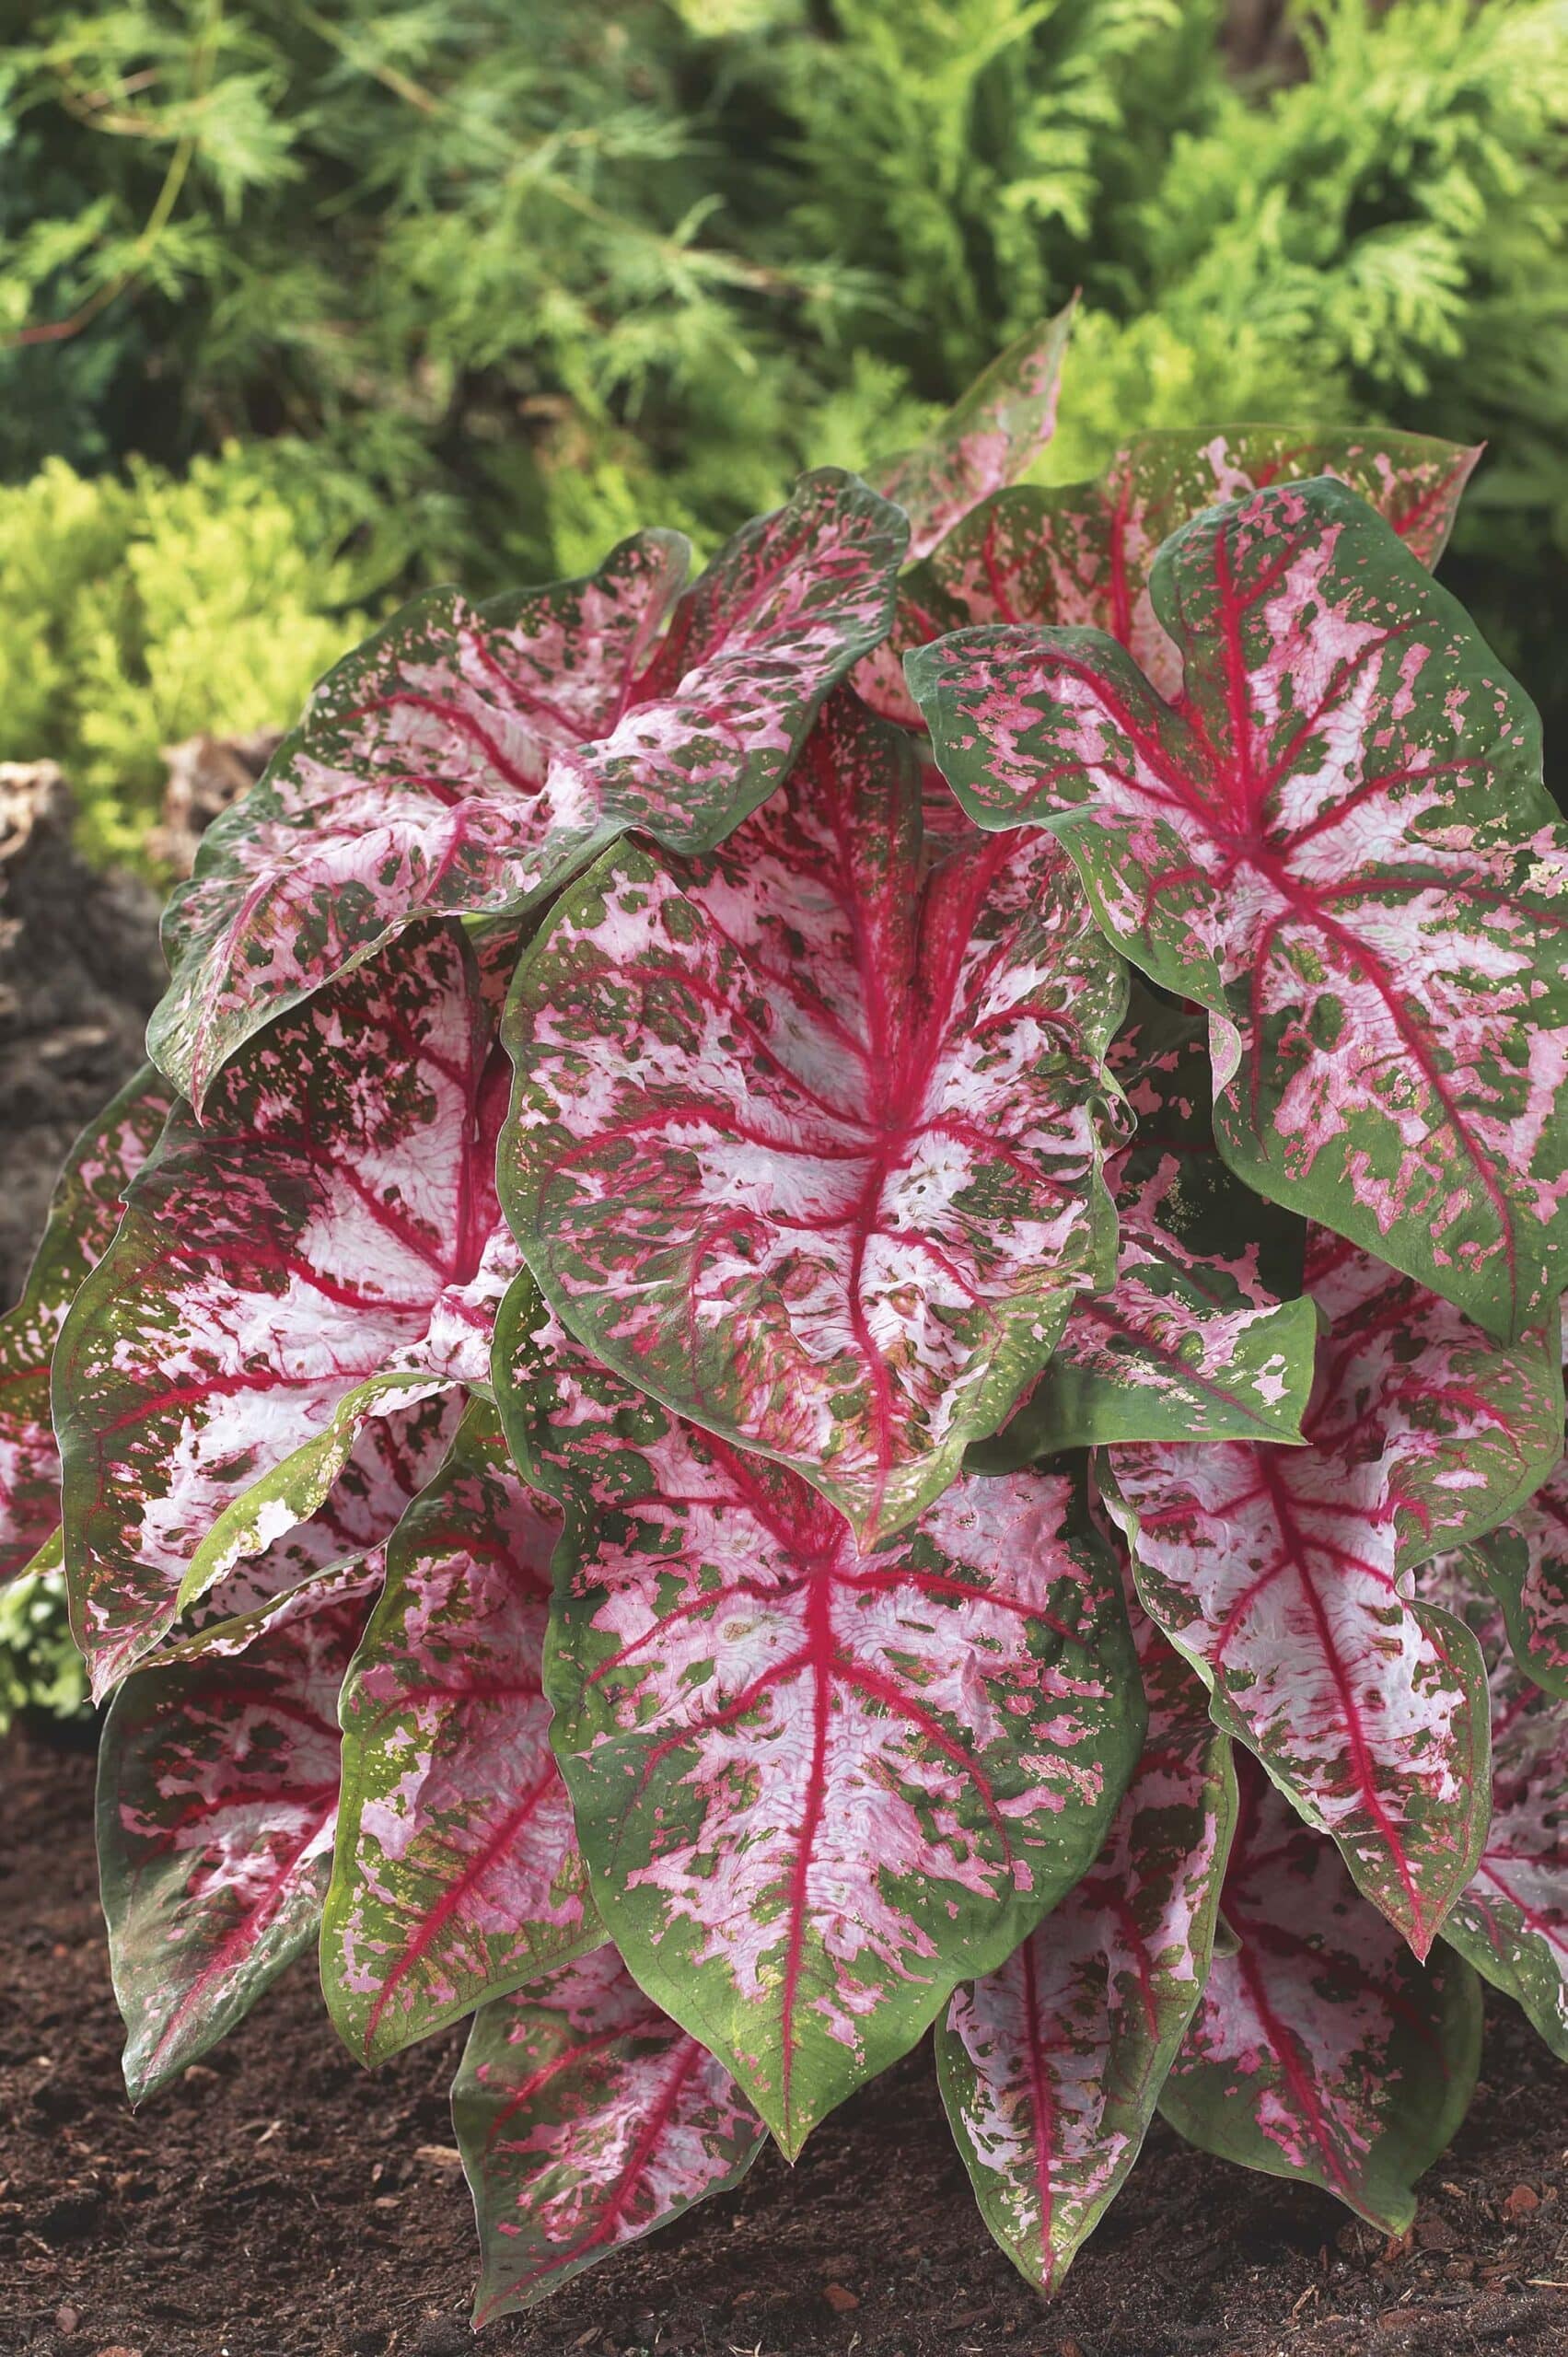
xmin=0 ymin=1067 xmax=173 ymax=1584
xmin=937 ymin=1608 xmax=1236 ymax=2291
xmin=56 ymin=924 xmax=506 ymax=1700
xmin=98 ymin=1583 xmax=367 ymax=2102
xmin=497 ymin=1281 xmax=1143 ymax=2156
xmin=1159 ymin=1758 xmax=1482 ymax=2230
xmin=911 ymin=478 xmax=1568 ymax=1341
xmin=502 ymin=690 xmax=1125 ymax=1547
xmin=1425 ymin=1551 xmax=1568 ymax=2059
xmin=1106 ymin=1228 xmax=1562 ymax=1954
xmin=872 ymin=308 xmax=1073 ymax=563
xmin=454 ymin=1947 xmax=765 ymax=2323
xmin=865 ymin=425 xmax=1478 ymax=727
xmin=324 ymin=1402 xmax=597 ymax=2066
xmin=1470 ymin=1434 xmax=1568 ymax=1698
xmin=974 ymin=993 xmax=1317 ymax=1463
xmin=150 ymin=473 xmax=906 ymax=1107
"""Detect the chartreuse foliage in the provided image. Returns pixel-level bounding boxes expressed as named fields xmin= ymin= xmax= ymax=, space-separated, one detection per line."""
xmin=6 ymin=323 xmax=1564 ymax=2318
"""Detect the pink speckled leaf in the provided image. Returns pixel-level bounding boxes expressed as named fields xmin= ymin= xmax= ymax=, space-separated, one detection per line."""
xmin=911 ymin=478 xmax=1568 ymax=1341
xmin=863 ymin=424 xmax=1478 ymax=726
xmin=1424 ymin=1550 xmax=1568 ymax=2059
xmin=454 ymin=1946 xmax=764 ymax=2323
xmin=1159 ymin=1758 xmax=1481 ymax=2231
xmin=150 ymin=473 xmax=906 ymax=1108
xmin=98 ymin=1581 xmax=368 ymax=2101
xmin=1104 ymin=1227 xmax=1562 ymax=1954
xmin=56 ymin=923 xmax=511 ymax=1701
xmin=974 ymin=991 xmax=1318 ymax=1462
xmin=495 ymin=1278 xmax=1143 ymax=2157
xmin=0 ymin=1067 xmax=173 ymax=1584
xmin=501 ymin=690 xmax=1125 ymax=1548
xmin=1470 ymin=1433 xmax=1568 ymax=1698
xmin=323 ymin=1401 xmax=598 ymax=2066
xmin=872 ymin=308 xmax=1074 ymax=564
xmin=937 ymin=1608 xmax=1237 ymax=2291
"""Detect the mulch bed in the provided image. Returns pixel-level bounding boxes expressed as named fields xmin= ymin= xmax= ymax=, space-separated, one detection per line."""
xmin=3 ymin=1728 xmax=1565 ymax=2357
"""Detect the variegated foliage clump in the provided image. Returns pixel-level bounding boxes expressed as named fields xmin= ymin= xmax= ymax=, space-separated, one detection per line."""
xmin=6 ymin=311 xmax=1566 ymax=2323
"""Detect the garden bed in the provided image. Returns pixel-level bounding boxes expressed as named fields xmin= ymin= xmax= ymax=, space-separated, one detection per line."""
xmin=4 ymin=1727 xmax=1566 ymax=2357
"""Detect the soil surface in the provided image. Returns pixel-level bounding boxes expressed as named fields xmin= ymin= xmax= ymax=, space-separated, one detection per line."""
xmin=3 ymin=1731 xmax=1566 ymax=2357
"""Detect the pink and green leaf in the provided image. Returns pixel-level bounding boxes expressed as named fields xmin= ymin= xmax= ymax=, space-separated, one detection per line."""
xmin=974 ymin=993 xmax=1318 ymax=1462
xmin=1105 ymin=1228 xmax=1561 ymax=1954
xmin=453 ymin=1947 xmax=764 ymax=2324
xmin=1470 ymin=1434 xmax=1568 ymax=1698
xmin=1159 ymin=1758 xmax=1482 ymax=2232
xmin=97 ymin=1582 xmax=368 ymax=2102
xmin=150 ymin=474 xmax=906 ymax=1108
xmin=496 ymin=1279 xmax=1144 ymax=2157
xmin=936 ymin=1608 xmax=1237 ymax=2292
xmin=911 ymin=477 xmax=1568 ymax=1341
xmin=1423 ymin=1550 xmax=1568 ymax=2060
xmin=501 ymin=689 xmax=1126 ymax=1547
xmin=0 ymin=1067 xmax=173 ymax=1583
xmin=55 ymin=923 xmax=508 ymax=1699
xmin=323 ymin=1401 xmax=598 ymax=2066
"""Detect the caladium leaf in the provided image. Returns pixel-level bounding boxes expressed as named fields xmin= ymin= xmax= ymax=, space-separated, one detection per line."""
xmin=1105 ymin=1228 xmax=1562 ymax=1954
xmin=501 ymin=689 xmax=1126 ymax=1547
xmin=937 ymin=1608 xmax=1237 ymax=2292
xmin=56 ymin=923 xmax=508 ymax=1701
xmin=911 ymin=477 xmax=1568 ymax=1341
xmin=496 ymin=1278 xmax=1144 ymax=2157
xmin=973 ymin=993 xmax=1318 ymax=1463
xmin=453 ymin=1947 xmax=765 ymax=2323
xmin=324 ymin=1400 xmax=597 ymax=2066
xmin=149 ymin=472 xmax=906 ymax=1108
xmin=872 ymin=306 xmax=1074 ymax=563
xmin=1470 ymin=1435 xmax=1568 ymax=1698
xmin=1424 ymin=1550 xmax=1568 ymax=2060
xmin=98 ymin=1582 xmax=367 ymax=2102
xmin=0 ymin=1066 xmax=174 ymax=1583
xmin=1159 ymin=1759 xmax=1481 ymax=2231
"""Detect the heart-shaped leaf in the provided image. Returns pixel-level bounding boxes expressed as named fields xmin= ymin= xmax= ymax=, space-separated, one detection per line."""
xmin=495 ymin=1279 xmax=1144 ymax=2157
xmin=911 ymin=478 xmax=1568 ymax=1341
xmin=1104 ymin=1228 xmax=1562 ymax=1954
xmin=1424 ymin=1550 xmax=1568 ymax=2060
xmin=454 ymin=1947 xmax=764 ymax=2324
xmin=872 ymin=307 xmax=1074 ymax=563
xmin=56 ymin=923 xmax=508 ymax=1699
xmin=937 ymin=1604 xmax=1236 ymax=2291
xmin=98 ymin=1581 xmax=368 ymax=2102
xmin=0 ymin=1067 xmax=173 ymax=1583
xmin=1159 ymin=1756 xmax=1482 ymax=2232
xmin=973 ymin=992 xmax=1318 ymax=1461
xmin=323 ymin=1401 xmax=598 ymax=2066
xmin=150 ymin=473 xmax=906 ymax=1108
xmin=501 ymin=690 xmax=1126 ymax=1547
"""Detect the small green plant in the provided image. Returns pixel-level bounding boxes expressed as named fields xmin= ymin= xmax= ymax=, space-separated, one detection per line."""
xmin=0 ymin=1570 xmax=87 ymax=1735
xmin=3 ymin=328 xmax=1563 ymax=2316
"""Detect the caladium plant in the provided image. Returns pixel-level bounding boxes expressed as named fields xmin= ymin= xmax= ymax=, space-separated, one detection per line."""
xmin=7 ymin=314 xmax=1566 ymax=2324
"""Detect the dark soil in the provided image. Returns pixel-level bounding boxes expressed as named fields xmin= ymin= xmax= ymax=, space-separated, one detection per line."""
xmin=3 ymin=1731 xmax=1566 ymax=2357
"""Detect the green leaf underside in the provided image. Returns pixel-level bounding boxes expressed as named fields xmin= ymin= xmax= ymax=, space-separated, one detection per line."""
xmin=911 ymin=478 xmax=1568 ymax=1342
xmin=1159 ymin=1758 xmax=1482 ymax=2233
xmin=324 ymin=1401 xmax=598 ymax=2065
xmin=495 ymin=1278 xmax=1145 ymax=2156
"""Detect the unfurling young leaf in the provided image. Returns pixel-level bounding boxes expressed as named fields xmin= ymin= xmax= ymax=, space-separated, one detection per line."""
xmin=453 ymin=1947 xmax=765 ymax=2324
xmin=324 ymin=1401 xmax=598 ymax=2065
xmin=98 ymin=1585 xmax=369 ymax=2103
xmin=495 ymin=1280 xmax=1144 ymax=2158
xmin=150 ymin=473 xmax=907 ymax=1108
xmin=1104 ymin=1228 xmax=1562 ymax=1955
xmin=1159 ymin=1756 xmax=1483 ymax=2233
xmin=0 ymin=1067 xmax=174 ymax=1584
xmin=502 ymin=689 xmax=1127 ymax=1548
xmin=1424 ymin=1550 xmax=1568 ymax=2059
xmin=912 ymin=477 xmax=1568 ymax=1341
xmin=937 ymin=1607 xmax=1237 ymax=2291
